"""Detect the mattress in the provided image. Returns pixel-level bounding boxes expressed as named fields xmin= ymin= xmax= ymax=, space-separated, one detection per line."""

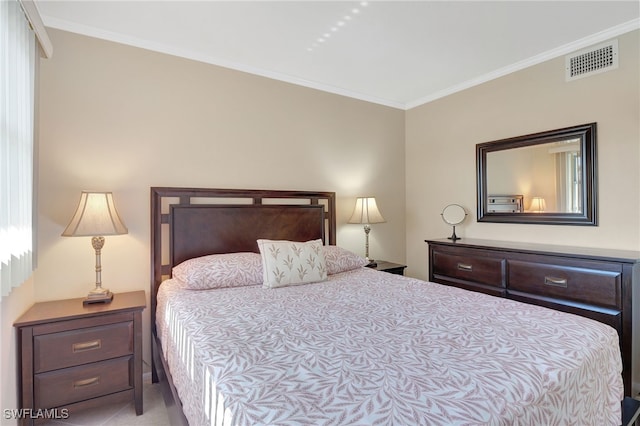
xmin=156 ymin=267 xmax=623 ymax=425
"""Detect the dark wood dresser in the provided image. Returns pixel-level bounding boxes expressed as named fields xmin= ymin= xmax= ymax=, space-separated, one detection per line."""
xmin=425 ymin=238 xmax=640 ymax=397
xmin=14 ymin=291 xmax=146 ymax=425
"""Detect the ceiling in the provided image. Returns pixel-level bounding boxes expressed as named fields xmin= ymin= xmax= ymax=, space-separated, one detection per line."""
xmin=37 ymin=1 xmax=640 ymax=110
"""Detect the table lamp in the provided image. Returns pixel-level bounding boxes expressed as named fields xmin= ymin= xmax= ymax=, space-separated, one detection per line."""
xmin=530 ymin=197 xmax=547 ymax=213
xmin=348 ymin=197 xmax=386 ymax=266
xmin=62 ymin=191 xmax=128 ymax=304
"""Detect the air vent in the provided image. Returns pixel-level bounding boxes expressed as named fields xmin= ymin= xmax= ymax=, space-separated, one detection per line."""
xmin=566 ymin=40 xmax=618 ymax=81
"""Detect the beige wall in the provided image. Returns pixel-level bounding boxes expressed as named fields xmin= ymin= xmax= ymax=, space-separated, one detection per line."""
xmin=0 ymin=279 xmax=34 ymax=422
xmin=28 ymin=27 xmax=406 ymax=382
xmin=406 ymin=30 xmax=640 ymax=280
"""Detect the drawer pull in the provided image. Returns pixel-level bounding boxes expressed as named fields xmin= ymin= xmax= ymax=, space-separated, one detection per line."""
xmin=544 ymin=276 xmax=568 ymax=288
xmin=72 ymin=339 xmax=102 ymax=353
xmin=457 ymin=263 xmax=473 ymax=272
xmin=73 ymin=376 xmax=100 ymax=388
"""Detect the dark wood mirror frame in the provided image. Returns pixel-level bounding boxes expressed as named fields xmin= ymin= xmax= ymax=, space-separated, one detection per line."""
xmin=477 ymin=123 xmax=597 ymax=225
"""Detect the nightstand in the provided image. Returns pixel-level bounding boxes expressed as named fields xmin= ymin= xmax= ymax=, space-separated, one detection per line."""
xmin=369 ymin=260 xmax=407 ymax=275
xmin=14 ymin=290 xmax=146 ymax=425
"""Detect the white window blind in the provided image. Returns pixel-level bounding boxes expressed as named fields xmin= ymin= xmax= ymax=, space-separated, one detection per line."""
xmin=0 ymin=0 xmax=36 ymax=297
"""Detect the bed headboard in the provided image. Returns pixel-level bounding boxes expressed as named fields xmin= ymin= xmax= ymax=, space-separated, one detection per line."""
xmin=150 ymin=187 xmax=336 ymax=333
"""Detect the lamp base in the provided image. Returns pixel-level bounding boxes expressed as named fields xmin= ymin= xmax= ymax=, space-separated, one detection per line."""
xmin=83 ymin=291 xmax=113 ymax=305
xmin=365 ymin=259 xmax=378 ymax=268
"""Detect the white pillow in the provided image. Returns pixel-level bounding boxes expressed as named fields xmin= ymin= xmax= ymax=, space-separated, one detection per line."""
xmin=257 ymin=239 xmax=327 ymax=288
xmin=323 ymin=245 xmax=368 ymax=274
xmin=172 ymin=252 xmax=262 ymax=290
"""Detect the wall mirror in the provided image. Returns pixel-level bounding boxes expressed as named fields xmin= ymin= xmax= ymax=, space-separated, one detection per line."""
xmin=476 ymin=123 xmax=597 ymax=225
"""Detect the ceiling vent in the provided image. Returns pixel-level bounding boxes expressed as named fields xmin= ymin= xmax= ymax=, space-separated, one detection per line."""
xmin=566 ymin=39 xmax=618 ymax=81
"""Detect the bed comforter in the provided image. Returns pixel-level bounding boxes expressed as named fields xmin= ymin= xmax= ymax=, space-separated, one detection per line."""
xmin=156 ymin=267 xmax=623 ymax=425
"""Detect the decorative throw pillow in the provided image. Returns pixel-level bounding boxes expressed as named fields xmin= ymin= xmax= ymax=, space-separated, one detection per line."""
xmin=257 ymin=239 xmax=327 ymax=288
xmin=323 ymin=245 xmax=368 ymax=274
xmin=172 ymin=252 xmax=263 ymax=290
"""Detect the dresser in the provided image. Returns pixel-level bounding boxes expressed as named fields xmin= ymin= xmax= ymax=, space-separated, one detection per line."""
xmin=425 ymin=238 xmax=640 ymax=397
xmin=14 ymin=291 xmax=146 ymax=425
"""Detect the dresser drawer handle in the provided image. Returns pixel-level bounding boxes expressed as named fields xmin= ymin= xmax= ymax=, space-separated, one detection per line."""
xmin=457 ymin=263 xmax=473 ymax=272
xmin=72 ymin=339 xmax=102 ymax=353
xmin=544 ymin=276 xmax=568 ymax=288
xmin=73 ymin=376 xmax=100 ymax=388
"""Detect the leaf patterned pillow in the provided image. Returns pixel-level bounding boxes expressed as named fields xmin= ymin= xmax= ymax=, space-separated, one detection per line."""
xmin=172 ymin=252 xmax=262 ymax=290
xmin=323 ymin=245 xmax=368 ymax=274
xmin=257 ymin=239 xmax=327 ymax=288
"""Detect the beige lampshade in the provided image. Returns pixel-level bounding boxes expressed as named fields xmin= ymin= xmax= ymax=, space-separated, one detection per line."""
xmin=530 ymin=197 xmax=547 ymax=213
xmin=62 ymin=191 xmax=128 ymax=237
xmin=348 ymin=197 xmax=386 ymax=224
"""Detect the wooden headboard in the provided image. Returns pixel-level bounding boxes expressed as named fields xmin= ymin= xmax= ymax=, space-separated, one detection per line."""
xmin=150 ymin=187 xmax=336 ymax=335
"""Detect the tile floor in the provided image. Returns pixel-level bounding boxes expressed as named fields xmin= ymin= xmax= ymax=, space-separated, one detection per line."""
xmin=43 ymin=376 xmax=170 ymax=426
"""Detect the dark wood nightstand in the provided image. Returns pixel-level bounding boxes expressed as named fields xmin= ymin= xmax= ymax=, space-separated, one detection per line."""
xmin=14 ymin=291 xmax=146 ymax=425
xmin=369 ymin=260 xmax=407 ymax=275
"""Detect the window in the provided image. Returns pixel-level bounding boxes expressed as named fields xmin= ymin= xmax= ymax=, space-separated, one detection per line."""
xmin=0 ymin=0 xmax=37 ymax=297
xmin=556 ymin=149 xmax=582 ymax=214
xmin=569 ymin=151 xmax=582 ymax=214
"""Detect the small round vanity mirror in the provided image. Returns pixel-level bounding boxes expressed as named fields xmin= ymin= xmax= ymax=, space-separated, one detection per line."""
xmin=441 ymin=204 xmax=467 ymax=241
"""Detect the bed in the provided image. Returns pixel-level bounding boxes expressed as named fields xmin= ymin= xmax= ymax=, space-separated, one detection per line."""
xmin=150 ymin=187 xmax=624 ymax=425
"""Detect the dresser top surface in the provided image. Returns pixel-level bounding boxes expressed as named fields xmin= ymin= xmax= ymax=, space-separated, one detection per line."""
xmin=425 ymin=238 xmax=640 ymax=263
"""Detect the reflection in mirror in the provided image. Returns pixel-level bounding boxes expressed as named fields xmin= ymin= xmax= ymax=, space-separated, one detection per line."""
xmin=486 ymin=138 xmax=582 ymax=213
xmin=477 ymin=123 xmax=597 ymax=226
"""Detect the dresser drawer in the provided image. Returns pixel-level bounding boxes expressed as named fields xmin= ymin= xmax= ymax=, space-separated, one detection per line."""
xmin=432 ymin=250 xmax=505 ymax=288
xmin=34 ymin=356 xmax=133 ymax=409
xmin=34 ymin=321 xmax=133 ymax=373
xmin=426 ymin=238 xmax=640 ymax=397
xmin=509 ymin=292 xmax=622 ymax=331
xmin=508 ymin=259 xmax=622 ymax=308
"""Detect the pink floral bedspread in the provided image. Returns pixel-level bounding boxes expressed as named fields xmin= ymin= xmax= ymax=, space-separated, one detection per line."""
xmin=157 ymin=268 xmax=623 ymax=425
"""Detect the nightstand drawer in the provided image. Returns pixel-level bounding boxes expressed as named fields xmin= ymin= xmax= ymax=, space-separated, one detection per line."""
xmin=34 ymin=321 xmax=133 ymax=373
xmin=432 ymin=250 xmax=505 ymax=288
xmin=34 ymin=356 xmax=133 ymax=409
xmin=508 ymin=260 xmax=621 ymax=308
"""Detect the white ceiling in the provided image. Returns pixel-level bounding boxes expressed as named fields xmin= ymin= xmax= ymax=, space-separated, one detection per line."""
xmin=37 ymin=1 xmax=640 ymax=110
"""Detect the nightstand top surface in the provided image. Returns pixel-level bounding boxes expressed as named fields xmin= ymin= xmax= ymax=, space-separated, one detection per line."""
xmin=373 ymin=260 xmax=406 ymax=270
xmin=14 ymin=290 xmax=146 ymax=327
